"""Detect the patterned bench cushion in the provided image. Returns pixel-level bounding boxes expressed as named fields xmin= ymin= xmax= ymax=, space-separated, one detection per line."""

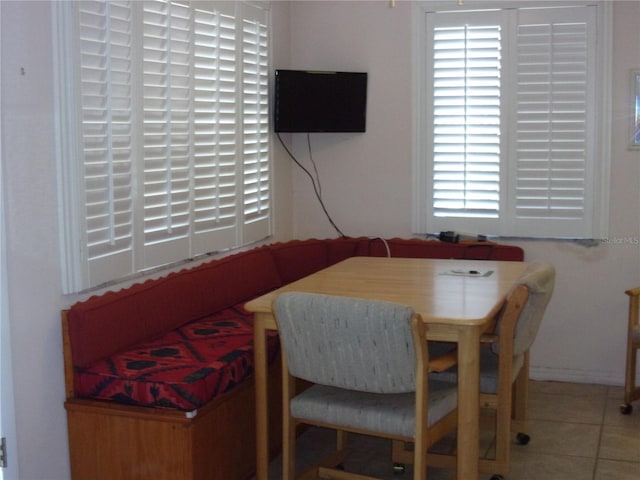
xmin=73 ymin=304 xmax=279 ymax=411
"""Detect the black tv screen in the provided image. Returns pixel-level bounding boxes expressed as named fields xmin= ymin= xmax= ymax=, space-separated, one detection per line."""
xmin=274 ymin=69 xmax=367 ymax=133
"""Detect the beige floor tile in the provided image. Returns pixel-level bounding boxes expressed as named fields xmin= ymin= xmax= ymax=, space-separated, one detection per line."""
xmin=604 ymin=396 xmax=640 ymax=428
xmin=508 ymin=450 xmax=596 ymax=480
xmin=594 ymin=459 xmax=640 ymax=480
xmin=530 ymin=380 xmax=609 ymax=398
xmin=528 ymin=390 xmax=606 ymax=424
xmin=256 ymin=381 xmax=640 ymax=480
xmin=599 ymin=424 xmax=640 ymax=462
xmin=607 ymin=385 xmax=625 ymax=399
xmin=517 ymin=419 xmax=601 ymax=457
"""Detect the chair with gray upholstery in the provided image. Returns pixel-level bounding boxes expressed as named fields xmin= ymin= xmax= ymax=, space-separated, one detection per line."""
xmin=621 ymin=286 xmax=640 ymax=414
xmin=393 ymin=260 xmax=555 ymax=480
xmin=273 ymin=292 xmax=458 ymax=480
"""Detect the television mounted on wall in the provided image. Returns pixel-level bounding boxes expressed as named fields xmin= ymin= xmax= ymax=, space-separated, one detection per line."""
xmin=274 ymin=69 xmax=368 ymax=133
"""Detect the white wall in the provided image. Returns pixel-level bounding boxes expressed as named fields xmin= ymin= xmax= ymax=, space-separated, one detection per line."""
xmin=0 ymin=1 xmax=292 ymax=479
xmin=284 ymin=1 xmax=640 ymax=385
xmin=0 ymin=3 xmax=19 ymax=479
xmin=282 ymin=1 xmax=415 ymax=238
xmin=2 ymin=3 xmax=66 ymax=478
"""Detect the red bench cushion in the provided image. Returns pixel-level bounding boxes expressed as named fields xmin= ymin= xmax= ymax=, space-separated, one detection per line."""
xmin=73 ymin=305 xmax=279 ymax=411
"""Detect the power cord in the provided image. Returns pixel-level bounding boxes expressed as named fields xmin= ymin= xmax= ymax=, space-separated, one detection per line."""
xmin=277 ymin=132 xmax=346 ymax=238
xmin=306 ymin=133 xmax=322 ymax=199
xmin=369 ymin=237 xmax=391 ymax=257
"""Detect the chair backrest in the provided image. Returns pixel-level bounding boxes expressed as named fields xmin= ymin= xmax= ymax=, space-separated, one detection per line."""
xmin=273 ymin=292 xmax=418 ymax=394
xmin=493 ymin=260 xmax=555 ymax=356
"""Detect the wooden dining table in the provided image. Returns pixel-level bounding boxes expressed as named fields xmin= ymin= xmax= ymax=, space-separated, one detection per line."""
xmin=245 ymin=256 xmax=529 ymax=480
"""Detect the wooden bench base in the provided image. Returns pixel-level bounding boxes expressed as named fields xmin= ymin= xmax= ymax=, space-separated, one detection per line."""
xmin=65 ymin=360 xmax=283 ymax=480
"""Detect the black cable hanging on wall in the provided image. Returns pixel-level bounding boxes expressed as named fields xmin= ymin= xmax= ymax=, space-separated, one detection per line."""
xmin=277 ymin=132 xmax=346 ymax=238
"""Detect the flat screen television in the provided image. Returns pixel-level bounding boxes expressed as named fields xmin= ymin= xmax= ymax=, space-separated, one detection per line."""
xmin=274 ymin=69 xmax=367 ymax=133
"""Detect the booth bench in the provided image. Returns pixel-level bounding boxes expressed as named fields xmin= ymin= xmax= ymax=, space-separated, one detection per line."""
xmin=62 ymin=237 xmax=524 ymax=480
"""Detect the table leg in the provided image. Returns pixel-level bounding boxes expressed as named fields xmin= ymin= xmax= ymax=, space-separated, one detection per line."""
xmin=254 ymin=313 xmax=269 ymax=480
xmin=456 ymin=326 xmax=481 ymax=480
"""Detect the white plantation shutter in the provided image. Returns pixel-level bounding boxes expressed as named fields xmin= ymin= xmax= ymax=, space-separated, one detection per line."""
xmin=77 ymin=0 xmax=135 ymax=286
xmin=431 ymin=14 xmax=502 ymax=222
xmin=191 ymin=7 xmax=239 ymax=254
xmin=415 ymin=3 xmax=609 ymax=239
xmin=55 ymin=0 xmax=271 ymax=292
xmin=241 ymin=7 xmax=270 ymax=241
xmin=141 ymin=0 xmax=194 ymax=267
xmin=510 ymin=6 xmax=595 ymax=237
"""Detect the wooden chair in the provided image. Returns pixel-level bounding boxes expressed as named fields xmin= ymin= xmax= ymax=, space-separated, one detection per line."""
xmin=621 ymin=287 xmax=640 ymax=414
xmin=392 ymin=260 xmax=555 ymax=480
xmin=272 ymin=292 xmax=459 ymax=480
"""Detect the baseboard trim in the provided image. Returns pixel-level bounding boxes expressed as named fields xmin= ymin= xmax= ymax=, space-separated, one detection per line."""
xmin=530 ymin=365 xmax=625 ymax=387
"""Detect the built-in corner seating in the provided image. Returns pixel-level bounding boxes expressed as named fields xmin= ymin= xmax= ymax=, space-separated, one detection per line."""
xmin=62 ymin=237 xmax=524 ymax=480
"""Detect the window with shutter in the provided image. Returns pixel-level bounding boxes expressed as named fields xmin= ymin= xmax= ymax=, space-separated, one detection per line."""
xmin=54 ymin=0 xmax=272 ymax=293
xmin=413 ymin=1 xmax=610 ymax=239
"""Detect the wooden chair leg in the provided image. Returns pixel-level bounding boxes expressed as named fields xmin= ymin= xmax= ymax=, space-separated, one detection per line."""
xmin=282 ymin=356 xmax=296 ymax=480
xmin=512 ymin=351 xmax=529 ymax=422
xmin=336 ymin=429 xmax=347 ymax=452
xmin=622 ymin=291 xmax=640 ymax=413
xmin=493 ymin=395 xmax=511 ymax=473
xmin=623 ymin=337 xmax=638 ymax=406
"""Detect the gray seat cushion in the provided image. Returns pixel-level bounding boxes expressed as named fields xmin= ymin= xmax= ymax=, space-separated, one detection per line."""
xmin=431 ymin=346 xmax=524 ymax=394
xmin=291 ymin=379 xmax=457 ymax=438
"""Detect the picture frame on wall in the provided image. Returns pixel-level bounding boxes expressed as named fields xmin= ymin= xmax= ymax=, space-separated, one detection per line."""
xmin=631 ymin=69 xmax=640 ymax=149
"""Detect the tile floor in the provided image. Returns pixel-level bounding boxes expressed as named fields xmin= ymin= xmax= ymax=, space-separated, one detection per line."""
xmin=259 ymin=381 xmax=640 ymax=480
